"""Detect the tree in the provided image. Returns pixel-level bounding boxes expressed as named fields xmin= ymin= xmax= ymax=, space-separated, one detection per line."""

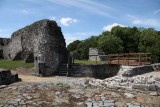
xmin=138 ymin=28 xmax=160 ymax=63
xmin=76 ymin=36 xmax=99 ymax=59
xmin=98 ymin=32 xmax=123 ymax=54
xmin=111 ymin=26 xmax=140 ymax=53
xmin=67 ymin=40 xmax=81 ymax=52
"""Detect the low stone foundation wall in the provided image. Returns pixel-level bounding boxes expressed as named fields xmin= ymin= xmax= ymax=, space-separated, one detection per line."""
xmin=69 ymin=64 xmax=120 ymax=79
xmin=88 ymin=74 xmax=160 ymax=95
xmin=118 ymin=63 xmax=160 ymax=77
xmin=69 ymin=63 xmax=160 ymax=78
xmin=0 ymin=69 xmax=21 ymax=85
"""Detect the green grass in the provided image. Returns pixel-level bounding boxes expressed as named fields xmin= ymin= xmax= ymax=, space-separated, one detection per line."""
xmin=74 ymin=60 xmax=107 ymax=64
xmin=0 ymin=59 xmax=106 ymax=70
xmin=0 ymin=60 xmax=34 ymax=70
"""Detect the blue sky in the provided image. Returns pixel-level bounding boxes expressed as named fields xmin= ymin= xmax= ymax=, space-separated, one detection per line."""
xmin=0 ymin=0 xmax=160 ymax=45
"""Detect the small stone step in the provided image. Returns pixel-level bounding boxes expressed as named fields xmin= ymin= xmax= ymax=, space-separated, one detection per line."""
xmin=58 ymin=64 xmax=68 ymax=76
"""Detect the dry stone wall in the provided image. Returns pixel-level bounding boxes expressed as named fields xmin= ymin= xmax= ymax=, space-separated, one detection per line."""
xmin=0 ymin=38 xmax=10 ymax=59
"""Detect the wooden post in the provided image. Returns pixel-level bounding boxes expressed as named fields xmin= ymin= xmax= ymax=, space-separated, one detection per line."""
xmin=108 ymin=54 xmax=110 ymax=64
xmin=118 ymin=54 xmax=119 ymax=64
xmin=128 ymin=53 xmax=129 ymax=65
xmin=96 ymin=55 xmax=97 ymax=64
xmin=139 ymin=53 xmax=141 ymax=65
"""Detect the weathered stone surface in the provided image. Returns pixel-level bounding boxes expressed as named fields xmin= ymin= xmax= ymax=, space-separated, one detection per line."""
xmin=0 ymin=38 xmax=10 ymax=46
xmin=89 ymin=48 xmax=107 ymax=61
xmin=0 ymin=38 xmax=10 ymax=59
xmin=124 ymin=93 xmax=135 ymax=98
xmin=3 ymin=19 xmax=68 ymax=76
xmin=0 ymin=69 xmax=21 ymax=85
xmin=69 ymin=64 xmax=120 ymax=79
xmin=118 ymin=64 xmax=160 ymax=77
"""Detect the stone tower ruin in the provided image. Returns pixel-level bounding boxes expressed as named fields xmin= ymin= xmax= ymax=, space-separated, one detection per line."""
xmin=3 ymin=19 xmax=68 ymax=76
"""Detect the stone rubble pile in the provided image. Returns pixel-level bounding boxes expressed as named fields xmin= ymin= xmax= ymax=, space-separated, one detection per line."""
xmin=0 ymin=69 xmax=20 ymax=85
xmin=0 ymin=76 xmax=160 ymax=107
xmin=0 ymin=82 xmax=143 ymax=107
xmin=88 ymin=74 xmax=160 ymax=95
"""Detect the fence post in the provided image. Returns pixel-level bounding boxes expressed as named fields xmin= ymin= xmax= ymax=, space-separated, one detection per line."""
xmin=128 ymin=53 xmax=129 ymax=65
xmin=118 ymin=54 xmax=119 ymax=64
xmin=139 ymin=53 xmax=141 ymax=65
xmin=108 ymin=54 xmax=110 ymax=64
xmin=96 ymin=55 xmax=97 ymax=64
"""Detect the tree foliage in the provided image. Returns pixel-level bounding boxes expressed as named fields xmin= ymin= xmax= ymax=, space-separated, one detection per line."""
xmin=98 ymin=32 xmax=123 ymax=54
xmin=67 ymin=40 xmax=81 ymax=52
xmin=76 ymin=36 xmax=99 ymax=59
xmin=67 ymin=26 xmax=160 ymax=63
xmin=111 ymin=26 xmax=140 ymax=53
xmin=138 ymin=28 xmax=160 ymax=62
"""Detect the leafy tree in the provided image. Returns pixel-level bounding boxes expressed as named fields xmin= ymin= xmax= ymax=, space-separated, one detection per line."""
xmin=76 ymin=36 xmax=99 ymax=59
xmin=138 ymin=28 xmax=160 ymax=63
xmin=67 ymin=26 xmax=160 ymax=62
xmin=67 ymin=40 xmax=81 ymax=52
xmin=111 ymin=26 xmax=140 ymax=53
xmin=98 ymin=32 xmax=123 ymax=54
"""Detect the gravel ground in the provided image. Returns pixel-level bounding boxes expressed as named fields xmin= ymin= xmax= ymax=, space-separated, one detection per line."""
xmin=0 ymin=68 xmax=160 ymax=107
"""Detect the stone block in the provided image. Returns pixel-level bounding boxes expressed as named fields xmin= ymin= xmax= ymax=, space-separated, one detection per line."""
xmin=0 ymin=69 xmax=21 ymax=85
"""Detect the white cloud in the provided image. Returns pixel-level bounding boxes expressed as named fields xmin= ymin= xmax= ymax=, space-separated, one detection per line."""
xmin=60 ymin=17 xmax=77 ymax=26
xmin=49 ymin=16 xmax=56 ymax=21
xmin=154 ymin=9 xmax=160 ymax=14
xmin=132 ymin=19 xmax=159 ymax=26
xmin=103 ymin=23 xmax=125 ymax=31
xmin=127 ymin=14 xmax=160 ymax=27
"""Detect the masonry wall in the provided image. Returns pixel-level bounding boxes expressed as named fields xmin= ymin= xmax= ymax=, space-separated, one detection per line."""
xmin=3 ymin=19 xmax=68 ymax=76
xmin=89 ymin=48 xmax=106 ymax=61
xmin=0 ymin=38 xmax=10 ymax=59
xmin=0 ymin=69 xmax=20 ymax=85
xmin=69 ymin=63 xmax=160 ymax=79
xmin=118 ymin=63 xmax=160 ymax=77
xmin=69 ymin=64 xmax=120 ymax=79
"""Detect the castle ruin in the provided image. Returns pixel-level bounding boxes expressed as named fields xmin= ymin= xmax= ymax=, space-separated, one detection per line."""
xmin=89 ymin=48 xmax=107 ymax=61
xmin=2 ymin=19 xmax=68 ymax=76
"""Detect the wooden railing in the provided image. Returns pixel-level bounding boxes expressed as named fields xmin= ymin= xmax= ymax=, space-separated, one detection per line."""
xmin=108 ymin=53 xmax=151 ymax=66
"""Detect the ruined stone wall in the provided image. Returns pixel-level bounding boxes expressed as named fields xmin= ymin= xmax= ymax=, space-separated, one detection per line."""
xmin=118 ymin=63 xmax=160 ymax=77
xmin=0 ymin=38 xmax=10 ymax=59
xmin=8 ymin=36 xmax=22 ymax=59
xmin=0 ymin=38 xmax=10 ymax=46
xmin=69 ymin=64 xmax=120 ymax=79
xmin=3 ymin=19 xmax=68 ymax=76
xmin=89 ymin=48 xmax=107 ymax=61
xmin=69 ymin=63 xmax=160 ymax=79
xmin=0 ymin=69 xmax=20 ymax=85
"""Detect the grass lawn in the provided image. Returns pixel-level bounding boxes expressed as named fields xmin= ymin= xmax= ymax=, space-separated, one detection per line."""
xmin=0 ymin=59 xmax=107 ymax=70
xmin=0 ymin=60 xmax=34 ymax=70
xmin=74 ymin=60 xmax=107 ymax=64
